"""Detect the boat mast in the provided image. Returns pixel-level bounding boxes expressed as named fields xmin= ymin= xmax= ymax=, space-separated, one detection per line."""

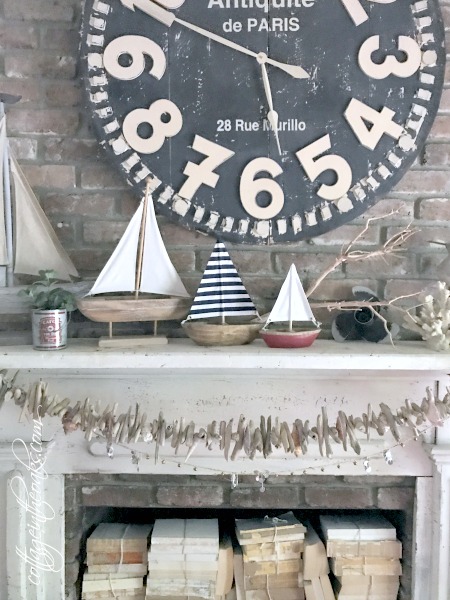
xmin=288 ymin=266 xmax=294 ymax=332
xmin=134 ymin=178 xmax=151 ymax=299
xmin=0 ymin=93 xmax=21 ymax=287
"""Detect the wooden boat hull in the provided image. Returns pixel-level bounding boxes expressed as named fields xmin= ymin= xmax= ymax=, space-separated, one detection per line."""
xmin=77 ymin=296 xmax=191 ymax=323
xmin=261 ymin=329 xmax=320 ymax=348
xmin=182 ymin=322 xmax=262 ymax=346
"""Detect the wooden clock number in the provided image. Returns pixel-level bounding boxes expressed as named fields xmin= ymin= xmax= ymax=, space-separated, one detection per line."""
xmin=107 ymin=0 xmax=422 ymax=218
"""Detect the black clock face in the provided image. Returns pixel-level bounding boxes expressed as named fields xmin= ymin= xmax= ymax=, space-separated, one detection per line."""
xmin=80 ymin=0 xmax=445 ymax=244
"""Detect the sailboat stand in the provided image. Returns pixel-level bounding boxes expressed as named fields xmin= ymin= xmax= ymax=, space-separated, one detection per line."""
xmin=260 ymin=264 xmax=321 ymax=348
xmin=182 ymin=241 xmax=262 ymax=347
xmin=0 ymin=93 xmax=79 ymax=287
xmin=76 ymin=179 xmax=191 ymax=348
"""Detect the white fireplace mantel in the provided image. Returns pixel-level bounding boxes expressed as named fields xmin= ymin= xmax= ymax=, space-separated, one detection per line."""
xmin=0 ymin=339 xmax=449 ymax=600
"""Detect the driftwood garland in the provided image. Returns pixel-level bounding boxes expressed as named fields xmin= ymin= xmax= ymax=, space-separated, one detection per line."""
xmin=1 ymin=372 xmax=449 ymax=461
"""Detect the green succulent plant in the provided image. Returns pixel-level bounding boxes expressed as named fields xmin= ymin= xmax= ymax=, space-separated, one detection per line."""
xmin=18 ymin=270 xmax=77 ymax=311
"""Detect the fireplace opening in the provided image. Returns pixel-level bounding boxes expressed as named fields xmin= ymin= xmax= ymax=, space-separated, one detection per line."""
xmin=65 ymin=474 xmax=415 ymax=600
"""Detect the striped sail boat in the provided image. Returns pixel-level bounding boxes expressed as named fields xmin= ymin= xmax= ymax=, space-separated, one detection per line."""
xmin=182 ymin=241 xmax=261 ymax=346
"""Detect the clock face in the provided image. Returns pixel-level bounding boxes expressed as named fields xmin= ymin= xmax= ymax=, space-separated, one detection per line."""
xmin=80 ymin=0 xmax=445 ymax=244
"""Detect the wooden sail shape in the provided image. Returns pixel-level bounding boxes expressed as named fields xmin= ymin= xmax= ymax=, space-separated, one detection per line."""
xmin=0 ymin=115 xmax=79 ymax=281
xmin=261 ymin=264 xmax=320 ymax=348
xmin=182 ymin=241 xmax=261 ymax=346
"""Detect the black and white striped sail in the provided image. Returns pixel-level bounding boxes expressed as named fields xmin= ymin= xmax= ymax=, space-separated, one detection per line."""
xmin=185 ymin=241 xmax=258 ymax=321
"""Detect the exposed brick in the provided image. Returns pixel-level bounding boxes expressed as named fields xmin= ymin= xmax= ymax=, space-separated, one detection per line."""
xmin=158 ymin=220 xmax=217 ymax=247
xmin=5 ymin=54 xmax=76 ymax=80
xmin=81 ymin=165 xmax=125 ymax=190
xmin=198 ymin=249 xmax=271 ymax=274
xmin=309 ymin=224 xmax=380 ymax=246
xmin=43 ymin=193 xmax=115 ymax=217
xmin=0 ymin=79 xmax=42 ymax=104
xmin=156 ymin=485 xmax=224 ymax=507
xmin=82 ymin=486 xmax=156 ymax=507
xmin=41 ymin=27 xmax=79 ymax=52
xmin=430 ymin=115 xmax=450 ymax=139
xmin=423 ymin=142 xmax=450 ymax=167
xmin=394 ymin=171 xmax=450 ymax=195
xmin=43 ymin=138 xmax=102 ymax=162
xmin=83 ymin=220 xmax=128 ymax=245
xmin=308 ymin=279 xmax=379 ymax=302
xmin=65 ymin=560 xmax=81 ymax=587
xmin=4 ymin=0 xmax=75 ymax=21
xmin=170 ymin=250 xmax=196 ymax=273
xmin=9 ymin=137 xmax=37 ymax=160
xmin=419 ymin=197 xmax=450 ymax=220
xmin=305 ymin=487 xmax=375 ymax=509
xmin=230 ymin=486 xmax=300 ymax=509
xmin=0 ymin=24 xmax=39 ymax=49
xmin=44 ymin=82 xmax=82 ymax=108
xmin=345 ymin=254 xmax=416 ymax=278
xmin=65 ymin=509 xmax=83 ymax=533
xmin=377 ymin=487 xmax=415 ymax=510
xmin=275 ymin=252 xmax=342 ymax=277
xmin=21 ymin=164 xmax=76 ymax=189
xmin=358 ymin=198 xmax=414 ymax=221
xmin=7 ymin=109 xmax=79 ymax=136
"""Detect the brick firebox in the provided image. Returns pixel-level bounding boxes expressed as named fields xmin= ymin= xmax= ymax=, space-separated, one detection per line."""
xmin=65 ymin=474 xmax=416 ymax=600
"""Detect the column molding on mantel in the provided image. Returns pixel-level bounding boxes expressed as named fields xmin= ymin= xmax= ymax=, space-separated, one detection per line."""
xmin=429 ymin=447 xmax=450 ymax=600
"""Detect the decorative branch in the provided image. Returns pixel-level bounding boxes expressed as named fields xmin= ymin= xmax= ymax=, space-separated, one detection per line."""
xmin=306 ymin=212 xmax=417 ymax=298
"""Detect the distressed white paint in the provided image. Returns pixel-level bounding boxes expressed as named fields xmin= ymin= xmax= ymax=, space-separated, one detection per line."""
xmin=0 ymin=341 xmax=449 ymax=600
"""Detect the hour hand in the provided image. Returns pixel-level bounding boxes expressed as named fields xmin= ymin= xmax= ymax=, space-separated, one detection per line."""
xmin=259 ymin=57 xmax=282 ymax=155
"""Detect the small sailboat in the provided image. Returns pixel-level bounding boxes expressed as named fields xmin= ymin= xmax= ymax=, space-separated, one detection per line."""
xmin=260 ymin=264 xmax=321 ymax=348
xmin=182 ymin=241 xmax=262 ymax=346
xmin=0 ymin=98 xmax=79 ymax=284
xmin=77 ymin=179 xmax=191 ymax=344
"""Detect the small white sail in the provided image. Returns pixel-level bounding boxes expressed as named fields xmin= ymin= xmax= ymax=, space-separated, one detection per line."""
xmin=10 ymin=153 xmax=79 ymax=281
xmin=0 ymin=117 xmax=8 ymax=264
xmin=88 ymin=194 xmax=189 ymax=298
xmin=265 ymin=264 xmax=319 ymax=327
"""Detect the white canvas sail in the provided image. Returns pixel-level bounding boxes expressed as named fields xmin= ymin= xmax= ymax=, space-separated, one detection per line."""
xmin=0 ymin=116 xmax=8 ymax=265
xmin=265 ymin=264 xmax=319 ymax=328
xmin=88 ymin=194 xmax=189 ymax=298
xmin=10 ymin=153 xmax=79 ymax=281
xmin=184 ymin=240 xmax=258 ymax=321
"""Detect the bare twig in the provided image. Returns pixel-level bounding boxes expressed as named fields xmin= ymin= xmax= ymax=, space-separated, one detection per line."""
xmin=306 ymin=213 xmax=417 ymax=298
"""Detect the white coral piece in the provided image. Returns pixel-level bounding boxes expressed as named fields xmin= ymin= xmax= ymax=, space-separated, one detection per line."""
xmin=404 ymin=282 xmax=450 ymax=351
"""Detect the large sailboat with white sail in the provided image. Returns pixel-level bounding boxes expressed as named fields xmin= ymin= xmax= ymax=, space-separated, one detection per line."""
xmin=0 ymin=98 xmax=79 ymax=284
xmin=77 ymin=179 xmax=191 ymax=333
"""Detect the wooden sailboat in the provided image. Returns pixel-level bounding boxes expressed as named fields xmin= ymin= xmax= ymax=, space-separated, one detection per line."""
xmin=0 ymin=104 xmax=79 ymax=284
xmin=261 ymin=264 xmax=321 ymax=348
xmin=77 ymin=179 xmax=191 ymax=345
xmin=182 ymin=241 xmax=261 ymax=346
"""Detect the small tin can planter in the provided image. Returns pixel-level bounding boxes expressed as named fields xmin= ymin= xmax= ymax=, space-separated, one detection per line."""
xmin=32 ymin=309 xmax=67 ymax=350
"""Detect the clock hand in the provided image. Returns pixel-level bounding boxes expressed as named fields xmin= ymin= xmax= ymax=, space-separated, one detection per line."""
xmin=258 ymin=55 xmax=282 ymax=156
xmin=121 ymin=0 xmax=309 ymax=79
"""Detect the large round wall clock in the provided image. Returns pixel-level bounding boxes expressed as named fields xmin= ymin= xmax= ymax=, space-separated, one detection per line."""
xmin=80 ymin=0 xmax=445 ymax=244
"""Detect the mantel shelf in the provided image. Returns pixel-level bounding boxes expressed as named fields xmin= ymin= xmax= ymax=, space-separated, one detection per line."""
xmin=0 ymin=338 xmax=449 ymax=374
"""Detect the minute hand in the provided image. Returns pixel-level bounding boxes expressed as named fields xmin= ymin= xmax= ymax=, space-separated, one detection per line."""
xmin=175 ymin=17 xmax=309 ymax=79
xmin=120 ymin=0 xmax=309 ymax=79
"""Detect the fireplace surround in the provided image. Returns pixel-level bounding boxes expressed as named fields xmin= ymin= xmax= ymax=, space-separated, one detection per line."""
xmin=0 ymin=339 xmax=449 ymax=600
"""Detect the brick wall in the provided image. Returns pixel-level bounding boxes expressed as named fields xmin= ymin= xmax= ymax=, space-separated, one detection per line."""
xmin=65 ymin=474 xmax=415 ymax=600
xmin=1 ymin=0 xmax=450 ymax=328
